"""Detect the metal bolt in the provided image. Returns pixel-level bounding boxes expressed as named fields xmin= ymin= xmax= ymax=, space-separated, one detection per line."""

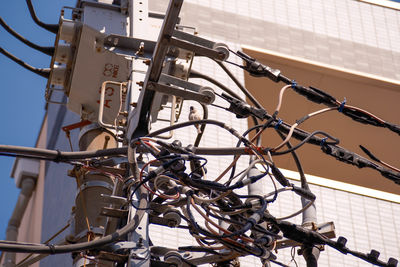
xmin=217 ymin=51 xmax=225 ymax=60
xmin=147 ymin=83 xmax=154 ymax=90
xmin=143 ymin=59 xmax=151 ymax=65
xmin=203 ymin=96 xmax=211 ymax=103
xmin=103 ymin=135 xmax=110 ymax=150
xmin=137 ymin=237 xmax=143 ymax=248
xmin=167 ymin=220 xmax=176 ymax=227
xmin=118 ymin=118 xmax=127 ymax=126
xmin=136 ymin=81 xmax=144 ymax=87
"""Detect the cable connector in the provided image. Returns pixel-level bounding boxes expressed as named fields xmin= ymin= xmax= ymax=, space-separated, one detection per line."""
xmin=221 ymin=93 xmax=267 ymax=119
xmin=291 ymin=185 xmax=316 ymax=201
xmin=270 ymin=164 xmax=290 ymax=187
xmin=291 ymin=85 xmax=337 ymax=106
xmin=235 ymin=51 xmax=281 ymax=82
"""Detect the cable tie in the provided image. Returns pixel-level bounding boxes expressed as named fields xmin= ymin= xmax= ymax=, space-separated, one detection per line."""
xmin=54 ymin=149 xmax=62 ymax=162
xmin=274 ymin=119 xmax=283 ymax=129
xmin=338 ymin=97 xmax=347 ymax=113
xmin=47 ymin=243 xmax=56 ymax=254
xmin=320 ymin=137 xmax=328 ymax=147
xmin=257 ymin=146 xmax=266 ymax=154
xmin=291 ymin=80 xmax=297 ymax=88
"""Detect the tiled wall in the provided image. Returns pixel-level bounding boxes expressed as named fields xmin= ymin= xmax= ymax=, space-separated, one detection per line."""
xmin=150 ymin=0 xmax=400 ymax=80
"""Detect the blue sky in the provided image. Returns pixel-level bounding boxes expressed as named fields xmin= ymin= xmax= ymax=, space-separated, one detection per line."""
xmin=0 ymin=0 xmax=72 ymax=240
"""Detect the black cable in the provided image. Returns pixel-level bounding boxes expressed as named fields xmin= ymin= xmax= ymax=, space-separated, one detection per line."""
xmin=147 ymin=119 xmax=248 ymax=147
xmin=201 ymin=203 xmax=280 ymax=238
xmin=189 ymin=69 xmax=261 ymax=139
xmin=0 ymin=46 xmax=50 ymax=78
xmin=276 ymin=130 xmax=319 ymax=266
xmin=189 ymin=69 xmax=243 ymax=101
xmin=214 ymin=60 xmax=263 ymax=109
xmin=129 ymin=176 xmax=152 ymax=211
xmin=272 ymin=130 xmax=339 ymax=156
xmin=233 ymin=50 xmax=400 ymax=136
xmin=227 ymin=117 xmax=275 ymax=184
xmin=180 ymin=257 xmax=197 ymax=267
xmin=0 ymin=17 xmax=54 ymax=56
xmin=25 ymin=0 xmax=59 ymax=34
xmin=185 ymin=195 xmax=264 ymax=257
xmin=178 ymin=246 xmax=222 ymax=255
xmin=359 ymin=145 xmax=382 ymax=163
xmin=0 ymin=145 xmax=127 ymax=161
xmin=261 ymin=116 xmax=400 ymax=185
xmin=267 ymin=217 xmax=398 ymax=267
xmin=193 ymin=104 xmax=208 ymax=147
xmin=275 ymin=130 xmax=308 ymax=190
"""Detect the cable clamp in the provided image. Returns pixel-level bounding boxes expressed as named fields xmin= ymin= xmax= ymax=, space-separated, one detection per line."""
xmin=47 ymin=243 xmax=56 ymax=254
xmin=54 ymin=149 xmax=62 ymax=162
xmin=320 ymin=137 xmax=328 ymax=147
xmin=338 ymin=97 xmax=347 ymax=112
xmin=291 ymin=80 xmax=297 ymax=88
xmin=274 ymin=119 xmax=283 ymax=129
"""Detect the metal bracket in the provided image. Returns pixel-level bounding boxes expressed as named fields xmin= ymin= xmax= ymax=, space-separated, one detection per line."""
xmin=100 ymin=207 xmax=129 ymax=218
xmin=109 ymin=241 xmax=137 ymax=251
xmin=146 ymin=74 xmax=215 ymax=104
xmin=100 ymin=194 xmax=128 ymax=205
xmin=103 ymin=34 xmax=156 ymax=57
xmin=102 ymin=28 xmax=229 ymax=61
xmin=126 ymin=0 xmax=230 ymax=139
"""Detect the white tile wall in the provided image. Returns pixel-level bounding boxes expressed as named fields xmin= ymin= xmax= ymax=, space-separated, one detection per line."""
xmin=181 ymin=0 xmax=400 ymax=53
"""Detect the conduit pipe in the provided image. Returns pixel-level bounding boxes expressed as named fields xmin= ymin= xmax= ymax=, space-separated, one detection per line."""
xmin=3 ymin=177 xmax=36 ymax=267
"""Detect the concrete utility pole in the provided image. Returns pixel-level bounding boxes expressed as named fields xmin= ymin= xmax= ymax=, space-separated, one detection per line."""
xmin=71 ymin=126 xmax=118 ymax=267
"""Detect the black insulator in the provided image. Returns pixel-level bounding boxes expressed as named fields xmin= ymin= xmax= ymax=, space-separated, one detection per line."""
xmin=367 ymin=249 xmax=380 ymax=261
xmin=388 ymin=257 xmax=398 ymax=267
xmin=336 ymin=236 xmax=347 ymax=247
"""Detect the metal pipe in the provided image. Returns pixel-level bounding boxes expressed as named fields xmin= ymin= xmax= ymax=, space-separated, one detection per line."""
xmin=98 ymin=81 xmax=125 ymax=131
xmin=73 ymin=125 xmax=118 ymax=267
xmin=3 ymin=177 xmax=36 ymax=267
xmin=301 ymin=178 xmax=320 ymax=266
